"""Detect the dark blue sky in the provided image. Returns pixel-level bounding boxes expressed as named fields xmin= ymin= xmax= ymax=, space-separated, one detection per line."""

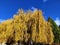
xmin=0 ymin=0 xmax=60 ymax=20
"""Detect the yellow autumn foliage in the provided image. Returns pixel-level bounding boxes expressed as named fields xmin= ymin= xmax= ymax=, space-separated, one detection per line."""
xmin=0 ymin=9 xmax=54 ymax=44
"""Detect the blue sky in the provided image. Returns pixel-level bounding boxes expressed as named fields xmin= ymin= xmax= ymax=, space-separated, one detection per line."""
xmin=0 ymin=0 xmax=60 ymax=25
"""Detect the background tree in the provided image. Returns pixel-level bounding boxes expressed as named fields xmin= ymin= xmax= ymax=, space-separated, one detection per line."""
xmin=59 ymin=25 xmax=60 ymax=29
xmin=48 ymin=17 xmax=60 ymax=43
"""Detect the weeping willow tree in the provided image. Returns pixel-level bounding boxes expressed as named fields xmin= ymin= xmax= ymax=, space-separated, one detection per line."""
xmin=0 ymin=9 xmax=54 ymax=45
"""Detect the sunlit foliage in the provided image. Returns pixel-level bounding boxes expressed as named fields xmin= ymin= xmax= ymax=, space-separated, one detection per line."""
xmin=0 ymin=9 xmax=54 ymax=44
